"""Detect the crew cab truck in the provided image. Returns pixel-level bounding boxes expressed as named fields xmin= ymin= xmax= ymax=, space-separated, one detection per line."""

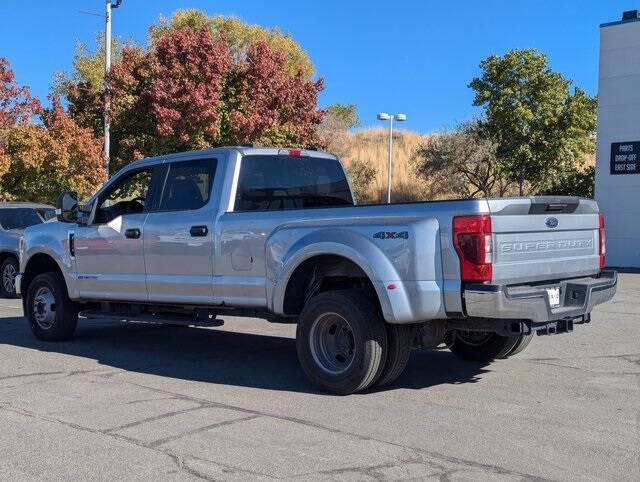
xmin=16 ymin=147 xmax=617 ymax=394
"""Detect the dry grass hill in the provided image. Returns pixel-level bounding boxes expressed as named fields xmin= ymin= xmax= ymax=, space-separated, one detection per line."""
xmin=327 ymin=128 xmax=596 ymax=203
xmin=326 ymin=127 xmax=447 ymax=203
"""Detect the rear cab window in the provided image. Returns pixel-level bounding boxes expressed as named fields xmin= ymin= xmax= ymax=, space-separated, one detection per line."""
xmin=234 ymin=155 xmax=353 ymax=212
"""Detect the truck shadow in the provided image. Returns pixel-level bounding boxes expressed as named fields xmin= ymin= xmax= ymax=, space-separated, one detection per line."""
xmin=0 ymin=315 xmax=490 ymax=395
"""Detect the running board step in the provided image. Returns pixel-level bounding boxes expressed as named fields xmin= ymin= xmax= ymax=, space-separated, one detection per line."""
xmin=79 ymin=310 xmax=224 ymax=327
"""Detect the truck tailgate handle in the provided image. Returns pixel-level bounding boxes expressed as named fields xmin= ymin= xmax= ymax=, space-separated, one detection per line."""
xmin=190 ymin=225 xmax=208 ymax=237
xmin=125 ymin=228 xmax=141 ymax=239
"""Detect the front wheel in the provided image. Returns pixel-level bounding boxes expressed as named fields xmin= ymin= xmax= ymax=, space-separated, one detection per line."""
xmin=296 ymin=290 xmax=387 ymax=395
xmin=25 ymin=272 xmax=78 ymax=341
xmin=448 ymin=330 xmax=531 ymax=362
xmin=0 ymin=256 xmax=19 ymax=298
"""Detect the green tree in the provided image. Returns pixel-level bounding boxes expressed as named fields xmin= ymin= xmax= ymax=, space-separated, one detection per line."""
xmin=318 ymin=103 xmax=361 ymax=157
xmin=413 ymin=121 xmax=503 ymax=198
xmin=541 ymin=165 xmax=595 ymax=198
xmin=469 ymin=48 xmax=597 ymax=195
xmin=345 ymin=159 xmax=376 ymax=203
xmin=321 ymin=103 xmax=360 ymax=132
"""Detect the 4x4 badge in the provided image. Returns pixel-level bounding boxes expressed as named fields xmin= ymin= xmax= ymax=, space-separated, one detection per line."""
xmin=373 ymin=231 xmax=409 ymax=240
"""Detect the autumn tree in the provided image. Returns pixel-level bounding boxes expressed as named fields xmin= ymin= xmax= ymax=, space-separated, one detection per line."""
xmin=149 ymin=9 xmax=314 ymax=78
xmin=224 ymin=41 xmax=324 ymax=146
xmin=469 ymin=49 xmax=597 ymax=195
xmin=58 ymin=11 xmax=324 ymax=174
xmin=0 ymin=57 xmax=40 ymax=130
xmin=0 ymin=98 xmax=104 ymax=203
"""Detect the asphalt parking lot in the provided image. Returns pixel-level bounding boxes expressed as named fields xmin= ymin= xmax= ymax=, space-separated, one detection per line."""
xmin=0 ymin=275 xmax=638 ymax=481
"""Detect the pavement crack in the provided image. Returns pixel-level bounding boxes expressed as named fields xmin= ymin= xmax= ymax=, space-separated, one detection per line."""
xmin=0 ymin=401 xmax=243 ymax=481
xmin=0 ymin=370 xmax=67 ymax=381
xmin=104 ymin=404 xmax=211 ymax=434
xmin=528 ymin=360 xmax=640 ymax=375
xmin=123 ymin=381 xmax=554 ymax=481
xmin=148 ymin=414 xmax=260 ymax=448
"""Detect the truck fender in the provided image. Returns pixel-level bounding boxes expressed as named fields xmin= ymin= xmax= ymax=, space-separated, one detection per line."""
xmin=266 ymin=228 xmax=412 ymax=323
xmin=22 ymin=236 xmax=75 ymax=298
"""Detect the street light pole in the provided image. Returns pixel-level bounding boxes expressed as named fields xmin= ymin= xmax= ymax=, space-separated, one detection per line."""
xmin=104 ymin=0 xmax=122 ymax=179
xmin=104 ymin=0 xmax=111 ymax=179
xmin=386 ymin=116 xmax=393 ymax=204
xmin=377 ymin=112 xmax=406 ymax=204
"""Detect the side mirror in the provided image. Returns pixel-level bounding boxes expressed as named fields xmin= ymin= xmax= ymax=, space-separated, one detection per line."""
xmin=56 ymin=191 xmax=78 ymax=223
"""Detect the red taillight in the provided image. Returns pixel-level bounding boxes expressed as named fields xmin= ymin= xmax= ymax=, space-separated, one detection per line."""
xmin=599 ymin=213 xmax=606 ymax=269
xmin=453 ymin=215 xmax=493 ymax=282
xmin=288 ymin=149 xmax=302 ymax=157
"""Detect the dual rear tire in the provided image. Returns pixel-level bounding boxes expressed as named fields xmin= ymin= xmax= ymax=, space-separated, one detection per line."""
xmin=296 ymin=290 xmax=534 ymax=394
xmin=296 ymin=290 xmax=412 ymax=395
xmin=448 ymin=330 xmax=533 ymax=362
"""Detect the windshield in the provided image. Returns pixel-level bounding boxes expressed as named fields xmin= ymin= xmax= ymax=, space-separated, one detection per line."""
xmin=37 ymin=208 xmax=56 ymax=221
xmin=0 ymin=208 xmax=45 ymax=230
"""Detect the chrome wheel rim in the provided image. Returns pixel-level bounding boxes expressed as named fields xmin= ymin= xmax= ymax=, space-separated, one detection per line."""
xmin=309 ymin=312 xmax=355 ymax=375
xmin=455 ymin=331 xmax=492 ymax=346
xmin=32 ymin=287 xmax=56 ymax=329
xmin=2 ymin=263 xmax=16 ymax=294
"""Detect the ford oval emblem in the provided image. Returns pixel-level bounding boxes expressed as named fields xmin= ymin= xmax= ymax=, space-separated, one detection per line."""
xmin=545 ymin=217 xmax=559 ymax=229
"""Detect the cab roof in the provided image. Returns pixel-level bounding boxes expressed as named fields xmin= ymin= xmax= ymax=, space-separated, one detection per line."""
xmin=128 ymin=146 xmax=337 ymax=168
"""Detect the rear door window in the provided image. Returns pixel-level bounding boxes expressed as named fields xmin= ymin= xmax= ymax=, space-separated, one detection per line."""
xmin=235 ymin=155 xmax=353 ymax=212
xmin=158 ymin=159 xmax=216 ymax=212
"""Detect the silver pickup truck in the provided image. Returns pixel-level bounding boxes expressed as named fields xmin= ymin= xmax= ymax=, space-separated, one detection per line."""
xmin=16 ymin=147 xmax=617 ymax=394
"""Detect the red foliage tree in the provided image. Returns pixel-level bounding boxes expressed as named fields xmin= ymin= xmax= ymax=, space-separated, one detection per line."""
xmin=141 ymin=28 xmax=232 ymax=146
xmin=227 ymin=41 xmax=325 ymax=147
xmin=62 ymin=26 xmax=326 ymax=171
xmin=0 ymin=57 xmax=40 ymax=129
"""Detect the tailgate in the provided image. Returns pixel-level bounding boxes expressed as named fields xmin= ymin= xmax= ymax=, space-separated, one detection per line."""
xmin=489 ymin=197 xmax=600 ymax=285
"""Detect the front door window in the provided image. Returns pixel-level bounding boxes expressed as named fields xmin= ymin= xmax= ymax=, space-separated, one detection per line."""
xmin=94 ymin=169 xmax=153 ymax=224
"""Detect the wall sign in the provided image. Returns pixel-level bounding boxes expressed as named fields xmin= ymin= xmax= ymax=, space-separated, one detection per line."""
xmin=611 ymin=141 xmax=640 ymax=174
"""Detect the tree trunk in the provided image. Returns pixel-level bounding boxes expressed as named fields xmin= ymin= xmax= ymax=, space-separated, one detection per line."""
xmin=519 ymin=167 xmax=525 ymax=196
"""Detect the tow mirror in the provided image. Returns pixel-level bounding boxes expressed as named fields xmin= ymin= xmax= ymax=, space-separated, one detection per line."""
xmin=56 ymin=191 xmax=78 ymax=223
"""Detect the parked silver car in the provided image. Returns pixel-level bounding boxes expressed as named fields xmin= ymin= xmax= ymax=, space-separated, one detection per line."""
xmin=0 ymin=202 xmax=55 ymax=297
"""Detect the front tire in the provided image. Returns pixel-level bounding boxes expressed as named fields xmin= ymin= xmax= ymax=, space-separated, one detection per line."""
xmin=0 ymin=256 xmax=19 ymax=298
xmin=25 ymin=272 xmax=78 ymax=341
xmin=448 ymin=330 xmax=525 ymax=362
xmin=296 ymin=290 xmax=387 ymax=395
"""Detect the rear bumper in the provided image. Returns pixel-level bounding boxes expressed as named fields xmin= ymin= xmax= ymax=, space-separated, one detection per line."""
xmin=463 ymin=270 xmax=617 ymax=323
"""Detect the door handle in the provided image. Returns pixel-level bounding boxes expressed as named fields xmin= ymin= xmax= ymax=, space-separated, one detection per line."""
xmin=125 ymin=228 xmax=141 ymax=239
xmin=189 ymin=225 xmax=208 ymax=237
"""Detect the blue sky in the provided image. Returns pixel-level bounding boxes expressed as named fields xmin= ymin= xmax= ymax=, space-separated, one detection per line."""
xmin=0 ymin=1 xmax=635 ymax=133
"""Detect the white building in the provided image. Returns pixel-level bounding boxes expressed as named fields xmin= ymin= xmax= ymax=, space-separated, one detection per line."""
xmin=595 ymin=10 xmax=640 ymax=268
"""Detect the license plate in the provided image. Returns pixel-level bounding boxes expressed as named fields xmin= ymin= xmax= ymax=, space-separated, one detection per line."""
xmin=546 ymin=287 xmax=561 ymax=308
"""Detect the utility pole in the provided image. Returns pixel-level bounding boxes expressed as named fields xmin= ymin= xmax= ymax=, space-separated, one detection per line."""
xmin=104 ymin=0 xmax=122 ymax=179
